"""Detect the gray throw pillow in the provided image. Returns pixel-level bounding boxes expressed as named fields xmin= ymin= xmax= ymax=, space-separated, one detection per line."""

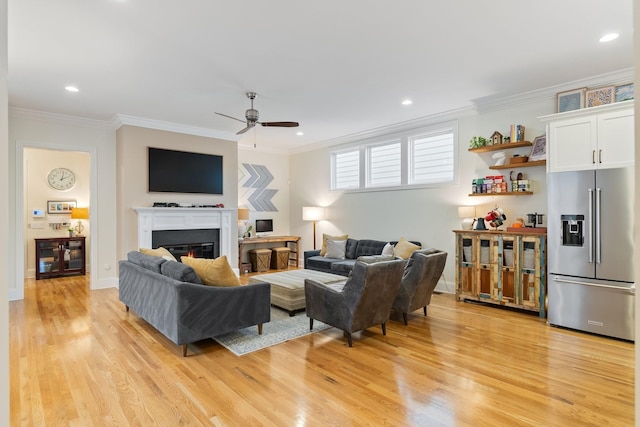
xmin=160 ymin=260 xmax=203 ymax=284
xmin=325 ymin=239 xmax=347 ymax=259
xmin=356 ymin=255 xmax=396 ymax=264
xmin=127 ymin=251 xmax=166 ymax=274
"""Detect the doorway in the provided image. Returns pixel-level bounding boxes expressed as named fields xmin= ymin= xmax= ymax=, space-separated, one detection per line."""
xmin=13 ymin=142 xmax=98 ymax=301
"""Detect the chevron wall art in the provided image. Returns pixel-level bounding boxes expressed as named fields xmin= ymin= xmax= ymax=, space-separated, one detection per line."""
xmin=238 ymin=163 xmax=278 ymax=212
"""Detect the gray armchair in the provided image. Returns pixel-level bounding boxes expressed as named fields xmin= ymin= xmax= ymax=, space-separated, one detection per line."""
xmin=392 ymin=248 xmax=447 ymax=325
xmin=304 ymin=258 xmax=406 ymax=347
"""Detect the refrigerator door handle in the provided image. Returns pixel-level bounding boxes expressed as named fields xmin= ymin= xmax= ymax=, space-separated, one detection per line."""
xmin=588 ymin=188 xmax=594 ymax=264
xmin=552 ymin=276 xmax=635 ymax=294
xmin=596 ymin=187 xmax=601 ymax=264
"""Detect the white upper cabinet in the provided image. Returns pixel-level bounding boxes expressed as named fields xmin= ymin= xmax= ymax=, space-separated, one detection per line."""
xmin=540 ymin=101 xmax=634 ymax=173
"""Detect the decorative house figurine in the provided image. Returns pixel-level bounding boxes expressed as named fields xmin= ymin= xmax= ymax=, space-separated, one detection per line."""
xmin=490 ymin=131 xmax=503 ymax=145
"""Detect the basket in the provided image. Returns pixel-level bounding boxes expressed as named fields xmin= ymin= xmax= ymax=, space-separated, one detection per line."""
xmin=509 ymin=155 xmax=528 ymax=164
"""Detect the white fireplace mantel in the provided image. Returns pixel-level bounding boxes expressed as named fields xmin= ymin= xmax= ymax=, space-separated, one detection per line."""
xmin=134 ymin=207 xmax=235 ymax=261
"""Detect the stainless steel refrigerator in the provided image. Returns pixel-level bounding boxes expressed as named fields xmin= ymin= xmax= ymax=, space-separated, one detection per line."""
xmin=547 ymin=167 xmax=635 ymax=341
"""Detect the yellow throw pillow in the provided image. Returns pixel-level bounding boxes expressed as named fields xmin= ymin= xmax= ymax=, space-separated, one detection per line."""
xmin=393 ymin=237 xmax=421 ymax=259
xmin=139 ymin=247 xmax=177 ymax=261
xmin=181 ymin=256 xmax=241 ymax=287
xmin=320 ymin=233 xmax=348 ymax=256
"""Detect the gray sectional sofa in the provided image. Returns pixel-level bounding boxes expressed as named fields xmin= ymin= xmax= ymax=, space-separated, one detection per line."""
xmin=304 ymin=238 xmax=421 ymax=276
xmin=119 ymin=251 xmax=271 ymax=356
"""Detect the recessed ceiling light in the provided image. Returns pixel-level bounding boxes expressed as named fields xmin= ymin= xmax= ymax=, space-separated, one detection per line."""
xmin=296 ymin=131 xmax=304 ymax=136
xmin=599 ymin=33 xmax=619 ymax=43
xmin=402 ymin=99 xmax=412 ymax=106
xmin=65 ymin=86 xmax=79 ymax=92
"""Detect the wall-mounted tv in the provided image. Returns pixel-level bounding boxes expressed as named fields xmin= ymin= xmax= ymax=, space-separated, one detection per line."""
xmin=255 ymin=219 xmax=273 ymax=234
xmin=148 ymin=147 xmax=223 ymax=194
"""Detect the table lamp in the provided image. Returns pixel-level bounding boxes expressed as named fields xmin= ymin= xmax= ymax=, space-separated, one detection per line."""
xmin=458 ymin=206 xmax=476 ymax=230
xmin=302 ymin=206 xmax=325 ymax=250
xmin=237 ymin=208 xmax=250 ymax=238
xmin=71 ymin=207 xmax=89 ymax=236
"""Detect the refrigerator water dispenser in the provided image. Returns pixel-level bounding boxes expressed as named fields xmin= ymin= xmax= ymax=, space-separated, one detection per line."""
xmin=561 ymin=214 xmax=584 ymax=246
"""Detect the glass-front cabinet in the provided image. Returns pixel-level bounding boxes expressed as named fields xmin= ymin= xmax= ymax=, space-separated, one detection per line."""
xmin=453 ymin=230 xmax=546 ymax=317
xmin=35 ymin=237 xmax=86 ymax=280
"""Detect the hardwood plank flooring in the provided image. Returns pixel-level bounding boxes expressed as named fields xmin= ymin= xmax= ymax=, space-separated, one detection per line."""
xmin=10 ymin=271 xmax=634 ymax=426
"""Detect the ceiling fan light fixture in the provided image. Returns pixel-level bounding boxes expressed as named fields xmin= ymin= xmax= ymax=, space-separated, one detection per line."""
xmin=296 ymin=131 xmax=304 ymax=136
xmin=216 ymin=92 xmax=299 ymax=134
xmin=401 ymin=99 xmax=412 ymax=105
xmin=65 ymin=86 xmax=79 ymax=92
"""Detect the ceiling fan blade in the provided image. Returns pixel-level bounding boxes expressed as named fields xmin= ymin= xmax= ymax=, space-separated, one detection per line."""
xmin=260 ymin=121 xmax=299 ymax=128
xmin=215 ymin=112 xmax=246 ymax=124
xmin=236 ymin=125 xmax=253 ymax=135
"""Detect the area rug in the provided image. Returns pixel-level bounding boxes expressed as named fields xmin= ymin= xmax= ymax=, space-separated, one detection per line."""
xmin=213 ymin=308 xmax=331 ymax=356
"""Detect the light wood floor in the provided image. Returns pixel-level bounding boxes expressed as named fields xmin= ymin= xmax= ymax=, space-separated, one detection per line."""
xmin=10 ymin=271 xmax=634 ymax=426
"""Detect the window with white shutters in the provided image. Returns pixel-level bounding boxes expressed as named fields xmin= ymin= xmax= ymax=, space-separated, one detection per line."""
xmin=330 ymin=121 xmax=457 ymax=191
xmin=410 ymin=132 xmax=454 ymax=184
xmin=367 ymin=140 xmax=401 ymax=187
xmin=331 ymin=149 xmax=360 ymax=190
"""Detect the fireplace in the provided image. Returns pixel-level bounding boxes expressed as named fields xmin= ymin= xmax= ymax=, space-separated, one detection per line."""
xmin=134 ymin=207 xmax=236 ymax=267
xmin=152 ymin=228 xmax=220 ymax=260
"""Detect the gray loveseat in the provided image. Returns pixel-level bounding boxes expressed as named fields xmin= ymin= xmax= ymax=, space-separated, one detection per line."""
xmin=304 ymin=238 xmax=421 ymax=276
xmin=119 ymin=251 xmax=271 ymax=356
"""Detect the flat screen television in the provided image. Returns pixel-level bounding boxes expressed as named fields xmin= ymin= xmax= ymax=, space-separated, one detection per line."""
xmin=255 ymin=219 xmax=273 ymax=234
xmin=148 ymin=147 xmax=223 ymax=194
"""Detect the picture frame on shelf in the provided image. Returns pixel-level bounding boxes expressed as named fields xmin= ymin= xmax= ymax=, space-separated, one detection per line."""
xmin=585 ymin=86 xmax=615 ymax=107
xmin=615 ymin=83 xmax=634 ymax=102
xmin=557 ymin=87 xmax=585 ymax=113
xmin=47 ymin=199 xmax=77 ymax=214
xmin=529 ymin=135 xmax=546 ymax=161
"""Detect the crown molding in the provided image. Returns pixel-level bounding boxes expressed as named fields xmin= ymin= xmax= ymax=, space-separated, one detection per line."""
xmin=9 ymin=107 xmax=114 ymax=130
xmin=112 ymin=114 xmax=239 ymax=142
xmin=289 ymin=106 xmax=477 ymax=155
xmin=288 ymin=68 xmax=634 ymax=155
xmin=472 ymin=68 xmax=634 ymax=114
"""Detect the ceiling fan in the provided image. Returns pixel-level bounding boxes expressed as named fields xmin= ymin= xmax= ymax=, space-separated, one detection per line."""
xmin=215 ymin=92 xmax=299 ymax=135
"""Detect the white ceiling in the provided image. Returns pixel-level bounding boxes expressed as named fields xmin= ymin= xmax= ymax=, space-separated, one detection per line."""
xmin=8 ymin=0 xmax=634 ymax=152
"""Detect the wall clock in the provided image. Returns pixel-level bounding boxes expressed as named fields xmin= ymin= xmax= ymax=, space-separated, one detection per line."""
xmin=47 ymin=167 xmax=76 ymax=190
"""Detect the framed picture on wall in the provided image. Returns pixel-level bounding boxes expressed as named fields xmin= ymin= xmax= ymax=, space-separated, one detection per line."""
xmin=47 ymin=199 xmax=77 ymax=214
xmin=586 ymin=86 xmax=615 ymax=107
xmin=529 ymin=135 xmax=547 ymax=161
xmin=557 ymin=87 xmax=585 ymax=113
xmin=615 ymin=83 xmax=634 ymax=102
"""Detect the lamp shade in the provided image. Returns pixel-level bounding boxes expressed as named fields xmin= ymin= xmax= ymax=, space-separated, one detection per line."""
xmin=458 ymin=206 xmax=476 ymax=218
xmin=71 ymin=207 xmax=89 ymax=220
xmin=302 ymin=206 xmax=325 ymax=221
xmin=237 ymin=208 xmax=250 ymax=221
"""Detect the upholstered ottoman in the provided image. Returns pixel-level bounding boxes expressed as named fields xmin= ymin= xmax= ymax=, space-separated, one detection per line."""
xmin=249 ymin=269 xmax=346 ymax=315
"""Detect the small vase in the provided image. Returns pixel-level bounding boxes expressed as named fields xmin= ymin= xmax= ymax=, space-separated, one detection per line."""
xmin=69 ymin=231 xmax=74 ymax=237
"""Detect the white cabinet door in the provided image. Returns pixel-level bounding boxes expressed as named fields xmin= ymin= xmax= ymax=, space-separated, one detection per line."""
xmin=596 ymin=108 xmax=634 ymax=169
xmin=548 ymin=115 xmax=597 ymax=172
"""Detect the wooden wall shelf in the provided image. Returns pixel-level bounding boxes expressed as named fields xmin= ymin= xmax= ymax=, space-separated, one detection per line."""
xmin=489 ymin=160 xmax=546 ymax=170
xmin=469 ymin=191 xmax=533 ymax=196
xmin=468 ymin=141 xmax=532 ymax=153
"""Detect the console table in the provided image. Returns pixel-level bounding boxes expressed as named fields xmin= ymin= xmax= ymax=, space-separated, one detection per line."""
xmin=35 ymin=237 xmax=86 ymax=280
xmin=238 ymin=236 xmax=301 ymax=270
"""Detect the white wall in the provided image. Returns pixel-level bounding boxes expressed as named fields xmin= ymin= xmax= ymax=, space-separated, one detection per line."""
xmin=23 ymin=148 xmax=91 ymax=277
xmin=238 ymin=147 xmax=291 ymax=235
xmin=1 ymin=0 xmax=9 ymax=422
xmin=116 ymin=125 xmax=238 ymax=262
xmin=9 ymin=112 xmax=118 ymax=297
xmin=289 ymin=97 xmax=557 ymax=293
